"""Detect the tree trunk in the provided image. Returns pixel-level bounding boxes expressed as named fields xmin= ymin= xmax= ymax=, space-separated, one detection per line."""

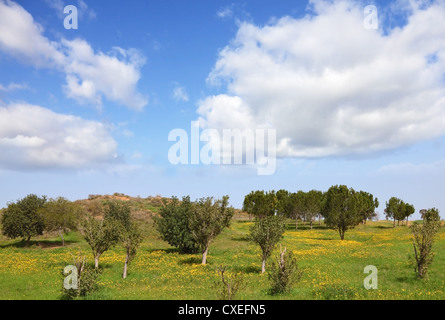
xmin=26 ymin=236 xmax=31 ymax=247
xmin=339 ymin=228 xmax=345 ymax=240
xmin=261 ymin=257 xmax=266 ymax=274
xmin=202 ymin=245 xmax=209 ymax=265
xmin=123 ymin=253 xmax=129 ymax=278
xmin=310 ymin=219 xmax=313 ymax=230
xmin=393 ymin=218 xmax=396 ymax=227
xmin=295 ymin=215 xmax=298 ymax=230
xmin=95 ymin=255 xmax=100 ymax=269
xmin=59 ymin=230 xmax=65 ymax=246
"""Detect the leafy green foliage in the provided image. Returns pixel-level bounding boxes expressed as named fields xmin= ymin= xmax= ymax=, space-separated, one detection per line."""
xmin=243 ymin=190 xmax=277 ymax=219
xmin=249 ymin=215 xmax=285 ymax=273
xmin=39 ymin=197 xmax=84 ymax=245
xmin=385 ymin=197 xmax=415 ymax=226
xmin=103 ymin=201 xmax=132 ymax=230
xmin=82 ymin=216 xmax=121 ymax=268
xmin=304 ymin=190 xmax=324 ymax=229
xmin=1 ymin=194 xmax=47 ymax=244
xmin=357 ymin=191 xmax=379 ymax=224
xmin=421 ymin=207 xmax=441 ymax=223
xmin=154 ymin=196 xmax=200 ymax=254
xmin=121 ymin=221 xmax=143 ymax=278
xmin=189 ymin=196 xmax=234 ymax=264
xmin=321 ymin=185 xmax=362 ymax=240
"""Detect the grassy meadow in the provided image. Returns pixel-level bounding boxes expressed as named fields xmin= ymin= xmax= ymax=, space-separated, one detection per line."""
xmin=0 ymin=214 xmax=444 ymax=300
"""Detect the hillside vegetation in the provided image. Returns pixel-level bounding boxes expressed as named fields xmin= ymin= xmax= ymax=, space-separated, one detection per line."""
xmin=0 ymin=194 xmax=443 ymax=300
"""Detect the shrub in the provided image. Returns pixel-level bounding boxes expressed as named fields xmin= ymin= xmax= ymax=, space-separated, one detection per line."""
xmin=410 ymin=210 xmax=441 ymax=279
xmin=213 ymin=266 xmax=245 ymax=300
xmin=61 ymin=250 xmax=100 ymax=300
xmin=268 ymin=246 xmax=302 ymax=295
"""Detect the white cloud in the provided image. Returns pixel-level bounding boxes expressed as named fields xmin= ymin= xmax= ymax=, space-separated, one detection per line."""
xmin=200 ymin=0 xmax=445 ymax=159
xmin=217 ymin=6 xmax=233 ymax=19
xmin=173 ymin=85 xmax=189 ymax=102
xmin=0 ymin=0 xmax=147 ymax=110
xmin=0 ymin=82 xmax=28 ymax=92
xmin=0 ymin=103 xmax=118 ymax=170
xmin=0 ymin=0 xmax=65 ymax=67
xmin=62 ymin=39 xmax=148 ymax=110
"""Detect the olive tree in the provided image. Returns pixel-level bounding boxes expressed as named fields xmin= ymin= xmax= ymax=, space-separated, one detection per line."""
xmin=82 ymin=216 xmax=120 ymax=268
xmin=121 ymin=221 xmax=143 ymax=278
xmin=189 ymin=196 xmax=234 ymax=265
xmin=250 ymin=215 xmax=285 ymax=273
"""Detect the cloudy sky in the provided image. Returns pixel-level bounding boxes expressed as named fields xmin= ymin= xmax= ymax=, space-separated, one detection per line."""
xmin=1 ymin=0 xmax=445 ymax=219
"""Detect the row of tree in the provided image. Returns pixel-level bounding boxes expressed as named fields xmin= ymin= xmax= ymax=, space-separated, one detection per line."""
xmin=242 ymin=186 xmax=380 ymax=240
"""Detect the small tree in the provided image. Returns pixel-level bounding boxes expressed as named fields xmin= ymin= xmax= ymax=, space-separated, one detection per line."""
xmin=322 ymin=185 xmax=361 ymax=240
xmin=410 ymin=208 xmax=441 ymax=279
xmin=1 ymin=194 xmax=47 ymax=245
xmin=288 ymin=191 xmax=306 ymax=230
xmin=357 ymin=191 xmax=379 ymax=224
xmin=268 ymin=246 xmax=303 ymax=295
xmin=154 ymin=196 xmax=200 ymax=254
xmin=189 ymin=196 xmax=234 ymax=265
xmin=121 ymin=221 xmax=143 ymax=279
xmin=39 ymin=197 xmax=84 ymax=246
xmin=82 ymin=216 xmax=120 ymax=268
xmin=304 ymin=190 xmax=324 ymax=229
xmin=250 ymin=215 xmax=285 ymax=273
xmin=385 ymin=197 xmax=414 ymax=226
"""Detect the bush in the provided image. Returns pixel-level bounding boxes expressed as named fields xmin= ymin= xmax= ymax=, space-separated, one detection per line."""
xmin=410 ymin=211 xmax=441 ymax=279
xmin=213 ymin=266 xmax=245 ymax=300
xmin=268 ymin=246 xmax=302 ymax=295
xmin=61 ymin=250 xmax=100 ymax=300
xmin=154 ymin=196 xmax=200 ymax=254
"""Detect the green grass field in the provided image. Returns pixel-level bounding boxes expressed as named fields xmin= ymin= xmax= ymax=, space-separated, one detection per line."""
xmin=0 ymin=219 xmax=444 ymax=300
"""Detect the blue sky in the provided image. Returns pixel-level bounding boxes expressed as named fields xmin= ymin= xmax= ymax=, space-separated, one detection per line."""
xmin=1 ymin=0 xmax=445 ymax=220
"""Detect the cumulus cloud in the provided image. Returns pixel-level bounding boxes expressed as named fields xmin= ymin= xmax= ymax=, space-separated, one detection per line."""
xmin=200 ymin=0 xmax=445 ymax=158
xmin=0 ymin=103 xmax=118 ymax=170
xmin=0 ymin=0 xmax=147 ymax=110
